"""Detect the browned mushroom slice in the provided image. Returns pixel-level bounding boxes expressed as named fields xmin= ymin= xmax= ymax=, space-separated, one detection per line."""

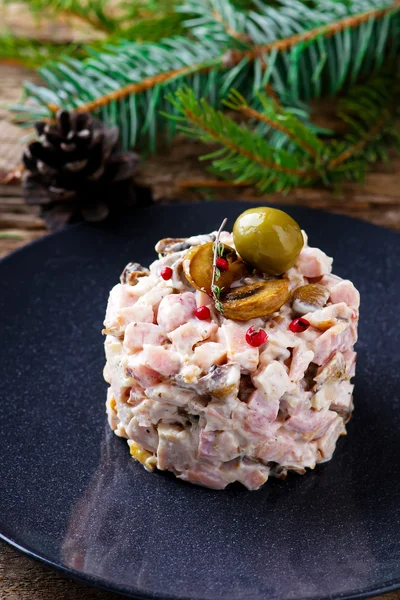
xmin=221 ymin=280 xmax=290 ymax=320
xmin=120 ymin=262 xmax=150 ymax=285
xmin=182 ymin=242 xmax=248 ymax=294
xmin=292 ymin=283 xmax=330 ymax=315
xmin=155 ymin=238 xmax=191 ymax=255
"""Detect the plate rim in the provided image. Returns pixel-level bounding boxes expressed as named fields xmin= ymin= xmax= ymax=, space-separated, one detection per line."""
xmin=1 ymin=202 xmax=399 ymax=600
xmin=1 ymin=533 xmax=399 ymax=600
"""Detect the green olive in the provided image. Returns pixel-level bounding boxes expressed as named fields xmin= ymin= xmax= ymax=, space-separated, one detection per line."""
xmin=233 ymin=207 xmax=304 ymax=276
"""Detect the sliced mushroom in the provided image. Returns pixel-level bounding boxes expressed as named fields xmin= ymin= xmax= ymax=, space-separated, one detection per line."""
xmin=292 ymin=283 xmax=330 ymax=315
xmin=221 ymin=279 xmax=290 ymax=321
xmin=120 ymin=262 xmax=150 ymax=285
xmin=155 ymin=238 xmax=190 ymax=255
xmin=183 ymin=242 xmax=248 ymax=294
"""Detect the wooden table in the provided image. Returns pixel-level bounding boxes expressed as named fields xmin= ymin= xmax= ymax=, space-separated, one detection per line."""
xmin=0 ymin=62 xmax=399 ymax=600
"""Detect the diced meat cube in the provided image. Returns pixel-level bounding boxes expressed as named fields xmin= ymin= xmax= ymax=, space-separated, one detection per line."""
xmin=180 ymin=463 xmax=231 ymax=490
xmin=116 ymin=304 xmax=154 ymax=330
xmin=124 ymin=322 xmax=166 ymax=354
xmin=329 ymin=279 xmax=360 ymax=309
xmin=169 ymin=320 xmax=217 ymax=354
xmin=252 ymin=360 xmax=291 ymax=401
xmin=305 ymin=302 xmax=356 ymax=331
xmin=286 ymin=408 xmax=337 ymax=440
xmin=136 ymin=286 xmax=171 ymax=316
xmin=314 ymin=351 xmax=346 ymax=387
xmin=104 ymin=283 xmax=138 ymax=327
xmin=247 ymin=389 xmax=280 ymax=422
xmin=126 ymin=354 xmax=162 ymax=388
xmin=193 ymin=342 xmax=227 ymax=372
xmin=343 ymin=350 xmax=357 ymax=379
xmin=331 ymin=381 xmax=354 ymax=411
xmin=312 ymin=382 xmax=341 ymax=410
xmin=235 ymin=460 xmax=270 ymax=490
xmin=296 ymin=247 xmax=333 ymax=277
xmin=157 ymin=292 xmax=197 ymax=333
xmin=256 ymin=431 xmax=296 ymax=463
xmin=141 ymin=344 xmax=181 ymax=377
xmin=198 ymin=429 xmax=240 ymax=462
xmin=157 ymin=423 xmax=197 ymax=471
xmin=312 ymin=321 xmax=357 ymax=365
xmin=126 ymin=416 xmax=158 ymax=452
xmin=317 ymin=415 xmax=346 ymax=461
xmin=289 ymin=346 xmax=314 ymax=382
xmin=222 ymin=320 xmax=260 ymax=372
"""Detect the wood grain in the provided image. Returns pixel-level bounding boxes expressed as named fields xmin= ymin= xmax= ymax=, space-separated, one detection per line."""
xmin=0 ymin=60 xmax=399 ymax=600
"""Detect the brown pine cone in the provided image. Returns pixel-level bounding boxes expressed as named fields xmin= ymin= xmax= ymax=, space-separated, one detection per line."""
xmin=22 ymin=110 xmax=143 ymax=229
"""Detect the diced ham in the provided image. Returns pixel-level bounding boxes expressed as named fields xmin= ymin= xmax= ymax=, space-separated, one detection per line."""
xmin=222 ymin=320 xmax=260 ymax=372
xmin=247 ymin=389 xmax=280 ymax=422
xmin=180 ymin=463 xmax=232 ymax=490
xmin=343 ymin=350 xmax=357 ymax=379
xmin=116 ymin=304 xmax=154 ymax=330
xmin=289 ymin=346 xmax=314 ymax=382
xmin=256 ymin=431 xmax=296 ymax=463
xmin=252 ymin=361 xmax=291 ymax=401
xmin=157 ymin=292 xmax=197 ymax=333
xmin=126 ymin=354 xmax=162 ymax=388
xmin=235 ymin=460 xmax=270 ymax=490
xmin=124 ymin=322 xmax=166 ymax=354
xmin=286 ymin=408 xmax=337 ymax=440
xmin=141 ymin=344 xmax=181 ymax=377
xmin=126 ymin=416 xmax=158 ymax=452
xmin=104 ymin=283 xmax=138 ymax=327
xmin=314 ymin=351 xmax=346 ymax=387
xmin=330 ymin=380 xmax=354 ymax=411
xmin=198 ymin=429 xmax=240 ymax=462
xmin=317 ymin=415 xmax=346 ymax=461
xmin=169 ymin=320 xmax=217 ymax=355
xmin=157 ymin=423 xmax=197 ymax=471
xmin=329 ymin=279 xmax=360 ymax=309
xmin=312 ymin=321 xmax=357 ymax=365
xmin=136 ymin=286 xmax=171 ymax=316
xmin=305 ymin=302 xmax=355 ymax=330
xmin=193 ymin=342 xmax=227 ymax=372
xmin=296 ymin=247 xmax=333 ymax=277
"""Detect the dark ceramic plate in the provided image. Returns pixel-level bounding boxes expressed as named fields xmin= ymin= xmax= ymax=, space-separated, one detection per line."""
xmin=0 ymin=203 xmax=399 ymax=600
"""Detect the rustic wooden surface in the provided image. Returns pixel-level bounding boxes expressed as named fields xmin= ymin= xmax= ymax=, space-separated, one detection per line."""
xmin=0 ymin=58 xmax=399 ymax=600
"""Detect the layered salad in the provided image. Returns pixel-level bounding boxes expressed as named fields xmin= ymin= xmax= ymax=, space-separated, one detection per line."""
xmin=103 ymin=207 xmax=359 ymax=490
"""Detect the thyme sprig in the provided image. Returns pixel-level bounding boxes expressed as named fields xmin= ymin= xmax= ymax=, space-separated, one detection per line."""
xmin=211 ymin=218 xmax=227 ymax=314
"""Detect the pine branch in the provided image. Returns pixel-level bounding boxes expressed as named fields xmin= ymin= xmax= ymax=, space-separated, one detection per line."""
xmin=169 ymin=67 xmax=399 ymax=192
xmin=224 ymin=90 xmax=323 ymax=158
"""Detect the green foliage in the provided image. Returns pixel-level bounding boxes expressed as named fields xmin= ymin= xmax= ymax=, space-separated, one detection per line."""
xmin=0 ymin=33 xmax=85 ymax=69
xmin=169 ymin=69 xmax=399 ymax=192
xmin=4 ymin=0 xmax=400 ymax=194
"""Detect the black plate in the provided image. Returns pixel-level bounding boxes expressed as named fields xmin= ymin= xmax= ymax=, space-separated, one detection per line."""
xmin=0 ymin=203 xmax=399 ymax=600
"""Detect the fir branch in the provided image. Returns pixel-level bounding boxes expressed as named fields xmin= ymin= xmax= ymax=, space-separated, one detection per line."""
xmin=224 ymin=90 xmax=323 ymax=158
xmin=328 ymin=113 xmax=389 ymax=169
xmin=234 ymin=0 xmax=400 ymax=60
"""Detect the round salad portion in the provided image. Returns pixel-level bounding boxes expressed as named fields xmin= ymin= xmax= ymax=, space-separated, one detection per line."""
xmin=103 ymin=208 xmax=359 ymax=490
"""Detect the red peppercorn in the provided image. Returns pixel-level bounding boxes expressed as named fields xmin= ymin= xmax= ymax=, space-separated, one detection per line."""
xmin=289 ymin=317 xmax=310 ymax=333
xmin=195 ymin=305 xmax=211 ymax=321
xmin=216 ymin=257 xmax=229 ymax=272
xmin=246 ymin=326 xmax=268 ymax=347
xmin=160 ymin=266 xmax=173 ymax=280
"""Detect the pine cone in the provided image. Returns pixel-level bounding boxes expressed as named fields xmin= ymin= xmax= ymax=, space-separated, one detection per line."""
xmin=22 ymin=110 xmax=142 ymax=229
